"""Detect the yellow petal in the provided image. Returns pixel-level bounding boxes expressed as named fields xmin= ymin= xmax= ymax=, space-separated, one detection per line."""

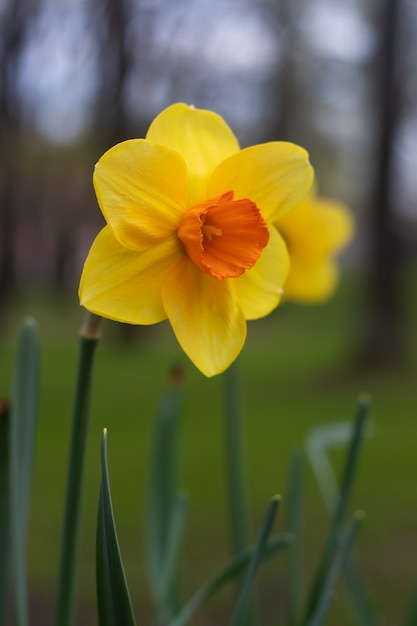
xmin=146 ymin=103 xmax=240 ymax=205
xmin=79 ymin=226 xmax=183 ymax=324
xmin=312 ymin=200 xmax=354 ymax=253
xmin=208 ymin=142 xmax=314 ymax=221
xmin=277 ymin=195 xmax=354 ymax=259
xmin=162 ymin=258 xmax=246 ymax=377
xmin=236 ymin=226 xmax=289 ymax=320
xmin=283 ymin=259 xmax=338 ymax=302
xmin=94 ymin=139 xmax=187 ymax=251
xmin=277 ymin=193 xmax=354 ymax=302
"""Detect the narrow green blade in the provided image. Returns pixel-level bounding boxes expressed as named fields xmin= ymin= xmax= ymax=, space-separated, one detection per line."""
xmin=343 ymin=557 xmax=377 ymax=626
xmin=305 ymin=408 xmax=376 ymax=624
xmin=55 ymin=313 xmax=101 ymax=626
xmin=96 ymin=429 xmax=136 ymax=626
xmin=286 ymin=451 xmax=304 ymax=626
xmin=0 ymin=399 xmax=10 ymax=622
xmin=230 ymin=497 xmax=281 ymax=626
xmin=224 ymin=361 xmax=257 ymax=626
xmin=224 ymin=360 xmax=249 ymax=555
xmin=307 ymin=513 xmax=364 ymax=626
xmin=157 ymin=491 xmax=188 ymax=622
xmin=10 ymin=318 xmax=40 ymax=626
xmin=145 ymin=368 xmax=183 ymax=611
xmin=171 ymin=533 xmax=291 ymax=626
xmin=305 ymin=395 xmax=370 ymax=621
xmin=402 ymin=579 xmax=417 ymax=626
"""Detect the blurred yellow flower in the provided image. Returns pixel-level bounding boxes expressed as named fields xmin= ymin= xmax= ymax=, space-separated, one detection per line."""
xmin=79 ymin=103 xmax=313 ymax=376
xmin=275 ymin=191 xmax=354 ymax=303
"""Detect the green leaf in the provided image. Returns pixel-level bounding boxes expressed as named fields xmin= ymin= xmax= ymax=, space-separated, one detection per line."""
xmin=343 ymin=558 xmax=377 ymax=626
xmin=10 ymin=318 xmax=40 ymax=626
xmin=0 ymin=399 xmax=10 ymax=623
xmin=145 ymin=370 xmax=183 ymax=613
xmin=307 ymin=512 xmax=364 ymax=626
xmin=224 ymin=360 xmax=249 ymax=555
xmin=224 ymin=361 xmax=257 ymax=626
xmin=402 ymin=579 xmax=417 ymax=626
xmin=305 ymin=408 xmax=373 ymax=515
xmin=286 ymin=451 xmax=304 ymax=626
xmin=96 ymin=429 xmax=136 ymax=626
xmin=304 ymin=395 xmax=371 ymax=622
xmin=230 ymin=496 xmax=281 ymax=626
xmin=157 ymin=491 xmax=188 ymax=622
xmin=55 ymin=320 xmax=101 ymax=626
xmin=170 ymin=532 xmax=291 ymax=626
xmin=305 ymin=416 xmax=377 ymax=626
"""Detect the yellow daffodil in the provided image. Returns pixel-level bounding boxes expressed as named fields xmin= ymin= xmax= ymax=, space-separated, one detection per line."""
xmin=275 ymin=191 xmax=354 ymax=303
xmin=79 ymin=103 xmax=313 ymax=376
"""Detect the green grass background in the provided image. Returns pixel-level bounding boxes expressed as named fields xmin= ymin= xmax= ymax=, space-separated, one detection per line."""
xmin=1 ymin=267 xmax=417 ymax=625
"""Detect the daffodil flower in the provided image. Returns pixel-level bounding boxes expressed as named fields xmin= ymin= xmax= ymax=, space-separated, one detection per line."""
xmin=79 ymin=103 xmax=313 ymax=376
xmin=275 ymin=190 xmax=354 ymax=302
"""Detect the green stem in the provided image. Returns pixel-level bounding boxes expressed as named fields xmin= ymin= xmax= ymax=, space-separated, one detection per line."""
xmin=230 ymin=497 xmax=280 ymax=626
xmin=0 ymin=399 xmax=9 ymax=624
xmin=10 ymin=319 xmax=40 ymax=626
xmin=305 ymin=396 xmax=369 ymax=622
xmin=224 ymin=360 xmax=248 ymax=555
xmin=55 ymin=313 xmax=102 ymax=626
xmin=287 ymin=451 xmax=304 ymax=626
xmin=224 ymin=360 xmax=257 ymax=626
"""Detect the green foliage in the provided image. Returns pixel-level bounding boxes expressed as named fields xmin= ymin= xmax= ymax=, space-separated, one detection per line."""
xmin=170 ymin=534 xmax=291 ymax=626
xmin=96 ymin=364 xmax=368 ymax=626
xmin=88 ymin=327 xmax=417 ymax=626
xmin=96 ymin=429 xmax=136 ymax=626
xmin=0 ymin=398 xmax=9 ymax=623
xmin=1 ymin=269 xmax=417 ymax=625
xmin=230 ymin=496 xmax=281 ymax=626
xmin=55 ymin=325 xmax=101 ymax=626
xmin=145 ymin=372 xmax=186 ymax=622
xmin=286 ymin=451 xmax=304 ymax=626
xmin=305 ymin=406 xmax=376 ymax=626
xmin=9 ymin=319 xmax=40 ymax=626
xmin=305 ymin=396 xmax=370 ymax=620
xmin=306 ymin=513 xmax=364 ymax=626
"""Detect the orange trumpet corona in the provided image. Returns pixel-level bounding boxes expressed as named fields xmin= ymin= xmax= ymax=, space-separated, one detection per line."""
xmin=177 ymin=190 xmax=270 ymax=280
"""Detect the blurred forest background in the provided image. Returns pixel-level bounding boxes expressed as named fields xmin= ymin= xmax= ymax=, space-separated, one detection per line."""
xmin=1 ymin=0 xmax=417 ymax=363
xmin=1 ymin=0 xmax=417 ymax=625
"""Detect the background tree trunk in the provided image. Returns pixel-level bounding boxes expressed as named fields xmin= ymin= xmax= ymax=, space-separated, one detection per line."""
xmin=0 ymin=0 xmax=26 ymax=304
xmin=359 ymin=0 xmax=408 ymax=369
xmin=94 ymin=0 xmax=131 ymax=150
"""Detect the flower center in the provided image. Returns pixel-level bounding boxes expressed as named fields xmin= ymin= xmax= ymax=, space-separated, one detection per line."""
xmin=177 ymin=190 xmax=270 ymax=281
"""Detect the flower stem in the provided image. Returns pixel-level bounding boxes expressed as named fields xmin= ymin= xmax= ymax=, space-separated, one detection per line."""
xmin=0 ymin=399 xmax=10 ymax=625
xmin=55 ymin=312 xmax=102 ymax=626
xmin=224 ymin=360 xmax=258 ymax=626
xmin=224 ymin=360 xmax=248 ymax=555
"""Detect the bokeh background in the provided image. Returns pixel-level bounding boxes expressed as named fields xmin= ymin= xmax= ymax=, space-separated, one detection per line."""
xmin=1 ymin=0 xmax=417 ymax=624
